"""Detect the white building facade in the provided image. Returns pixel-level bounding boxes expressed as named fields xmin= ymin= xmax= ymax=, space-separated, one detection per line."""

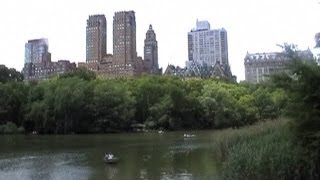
xmin=187 ymin=20 xmax=228 ymax=67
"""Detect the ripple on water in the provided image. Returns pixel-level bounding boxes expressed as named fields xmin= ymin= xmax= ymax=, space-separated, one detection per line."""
xmin=0 ymin=152 xmax=91 ymax=180
xmin=161 ymin=172 xmax=193 ymax=180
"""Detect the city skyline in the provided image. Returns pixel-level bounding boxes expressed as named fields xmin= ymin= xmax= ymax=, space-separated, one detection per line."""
xmin=0 ymin=0 xmax=319 ymax=80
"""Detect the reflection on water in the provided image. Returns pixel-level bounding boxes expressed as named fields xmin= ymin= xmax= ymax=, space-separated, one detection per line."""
xmin=0 ymin=153 xmax=90 ymax=180
xmin=105 ymin=165 xmax=119 ymax=179
xmin=0 ymin=132 xmax=221 ymax=180
xmin=161 ymin=172 xmax=193 ymax=180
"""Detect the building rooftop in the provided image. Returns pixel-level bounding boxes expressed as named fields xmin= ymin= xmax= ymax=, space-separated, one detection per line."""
xmin=196 ymin=20 xmax=210 ymax=31
xmin=245 ymin=52 xmax=286 ymax=61
xmin=27 ymin=38 xmax=48 ymax=44
xmin=245 ymin=49 xmax=314 ymax=62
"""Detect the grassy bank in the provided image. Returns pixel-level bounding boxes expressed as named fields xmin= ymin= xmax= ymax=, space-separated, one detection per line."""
xmin=212 ymin=118 xmax=308 ymax=180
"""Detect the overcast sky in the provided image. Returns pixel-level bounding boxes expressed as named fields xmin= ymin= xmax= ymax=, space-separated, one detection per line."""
xmin=0 ymin=0 xmax=319 ymax=80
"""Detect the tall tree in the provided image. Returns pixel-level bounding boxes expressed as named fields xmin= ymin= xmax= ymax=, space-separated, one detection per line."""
xmin=271 ymin=46 xmax=320 ymax=177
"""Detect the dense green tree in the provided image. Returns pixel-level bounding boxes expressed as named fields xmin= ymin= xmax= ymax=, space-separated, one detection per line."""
xmin=253 ymin=87 xmax=275 ymax=120
xmin=131 ymin=76 xmax=167 ymax=124
xmin=0 ymin=65 xmax=24 ymax=83
xmin=271 ymin=88 xmax=289 ymax=116
xmin=200 ymin=83 xmax=241 ymax=128
xmin=59 ymin=67 xmax=96 ymax=81
xmin=0 ymin=66 xmax=290 ymax=134
xmin=236 ymin=94 xmax=257 ymax=125
xmin=0 ymin=82 xmax=28 ymax=126
xmin=147 ymin=95 xmax=172 ymax=129
xmin=93 ymin=80 xmax=135 ymax=132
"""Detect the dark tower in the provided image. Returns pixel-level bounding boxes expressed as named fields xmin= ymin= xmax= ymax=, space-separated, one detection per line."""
xmin=86 ymin=15 xmax=107 ymax=63
xmin=144 ymin=24 xmax=159 ymax=74
xmin=113 ymin=11 xmax=137 ymax=66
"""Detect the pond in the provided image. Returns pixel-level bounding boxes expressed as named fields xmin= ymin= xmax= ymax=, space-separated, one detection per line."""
xmin=0 ymin=131 xmax=221 ymax=179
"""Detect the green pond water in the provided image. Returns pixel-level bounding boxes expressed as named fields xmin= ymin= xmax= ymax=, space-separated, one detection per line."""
xmin=0 ymin=131 xmax=221 ymax=180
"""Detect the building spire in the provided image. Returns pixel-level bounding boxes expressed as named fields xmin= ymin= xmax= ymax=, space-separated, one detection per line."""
xmin=149 ymin=24 xmax=152 ymax=30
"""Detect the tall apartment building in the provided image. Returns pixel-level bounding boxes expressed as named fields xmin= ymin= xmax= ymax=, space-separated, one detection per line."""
xmin=113 ymin=11 xmax=137 ymax=65
xmin=144 ymin=24 xmax=159 ymax=74
xmin=86 ymin=15 xmax=107 ymax=63
xmin=244 ymin=49 xmax=314 ymax=83
xmin=25 ymin=38 xmax=51 ymax=64
xmin=23 ymin=38 xmax=75 ymax=81
xmin=187 ymin=20 xmax=228 ymax=67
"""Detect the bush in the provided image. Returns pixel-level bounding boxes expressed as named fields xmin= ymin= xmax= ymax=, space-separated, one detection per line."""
xmin=17 ymin=126 xmax=25 ymax=134
xmin=3 ymin=121 xmax=18 ymax=134
xmin=0 ymin=125 xmax=4 ymax=134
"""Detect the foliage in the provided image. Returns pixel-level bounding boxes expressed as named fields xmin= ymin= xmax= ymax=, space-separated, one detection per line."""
xmin=0 ymin=82 xmax=29 ymax=126
xmin=269 ymin=45 xmax=320 ymax=178
xmin=200 ymin=83 xmax=240 ymax=128
xmin=17 ymin=126 xmax=25 ymax=134
xmin=0 ymin=65 xmax=24 ymax=83
xmin=59 ymin=67 xmax=96 ymax=81
xmin=0 ymin=67 xmax=287 ymax=134
xmin=0 ymin=121 xmax=18 ymax=134
xmin=253 ymin=87 xmax=277 ymax=120
xmin=92 ymin=80 xmax=135 ymax=132
xmin=25 ymin=77 xmax=95 ymax=133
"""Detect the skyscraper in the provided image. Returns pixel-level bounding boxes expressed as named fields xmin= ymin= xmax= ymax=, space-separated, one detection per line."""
xmin=188 ymin=20 xmax=228 ymax=67
xmin=86 ymin=15 xmax=107 ymax=63
xmin=25 ymin=38 xmax=51 ymax=64
xmin=144 ymin=24 xmax=159 ymax=73
xmin=113 ymin=11 xmax=137 ymax=65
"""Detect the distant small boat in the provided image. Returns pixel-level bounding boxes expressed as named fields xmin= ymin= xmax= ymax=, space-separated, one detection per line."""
xmin=183 ymin=134 xmax=196 ymax=138
xmin=104 ymin=153 xmax=119 ymax=164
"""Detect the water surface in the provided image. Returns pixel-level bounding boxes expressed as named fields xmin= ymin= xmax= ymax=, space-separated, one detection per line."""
xmin=0 ymin=131 xmax=221 ymax=179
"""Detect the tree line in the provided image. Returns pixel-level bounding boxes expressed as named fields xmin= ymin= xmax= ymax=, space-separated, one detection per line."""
xmin=0 ymin=66 xmax=288 ymax=134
